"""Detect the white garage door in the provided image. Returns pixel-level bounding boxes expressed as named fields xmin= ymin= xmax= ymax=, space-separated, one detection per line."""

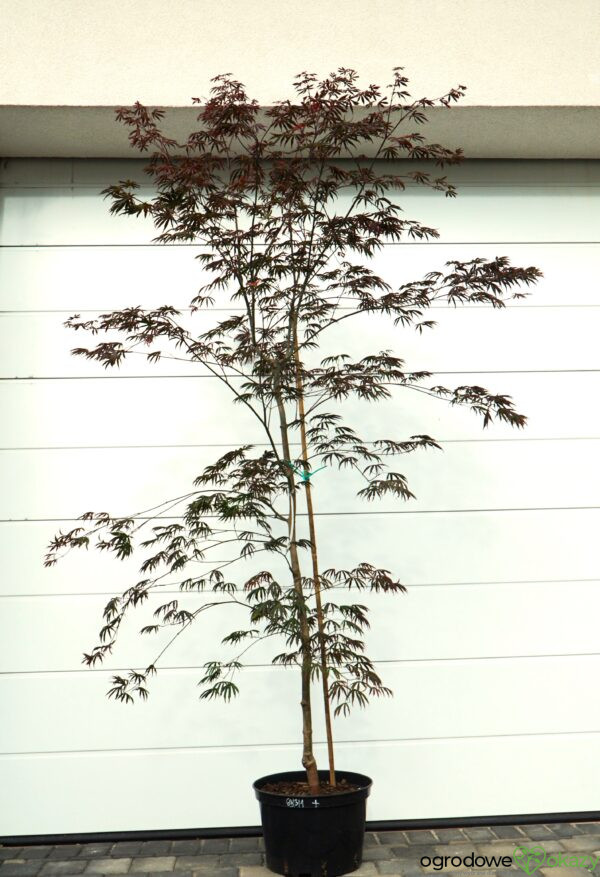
xmin=1 ymin=158 xmax=599 ymax=838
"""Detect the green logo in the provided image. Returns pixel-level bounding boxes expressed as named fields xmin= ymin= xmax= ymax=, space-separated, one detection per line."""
xmin=514 ymin=846 xmax=547 ymax=875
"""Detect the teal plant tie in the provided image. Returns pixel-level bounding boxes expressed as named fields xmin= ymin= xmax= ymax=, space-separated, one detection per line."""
xmin=284 ymin=461 xmax=327 ymax=483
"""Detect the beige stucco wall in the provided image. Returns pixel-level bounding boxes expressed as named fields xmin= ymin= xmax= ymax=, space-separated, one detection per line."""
xmin=1 ymin=0 xmax=599 ymax=156
xmin=1 ymin=0 xmax=599 ymax=106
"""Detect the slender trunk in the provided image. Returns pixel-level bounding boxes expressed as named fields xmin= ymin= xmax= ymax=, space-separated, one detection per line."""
xmin=293 ymin=321 xmax=336 ymax=786
xmin=273 ymin=372 xmax=320 ymax=794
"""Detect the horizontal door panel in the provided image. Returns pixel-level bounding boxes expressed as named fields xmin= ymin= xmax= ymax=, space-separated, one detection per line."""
xmin=1 ymin=438 xmax=599 ymax=519
xmin=2 ymin=304 xmax=600 ymax=376
xmin=1 ymin=243 xmax=597 ymax=311
xmin=315 ymin=508 xmax=600 ymax=589
xmin=1 ymin=731 xmax=599 ymax=834
xmin=0 ymin=311 xmax=210 ymax=378
xmin=2 ymin=579 xmax=599 ymax=673
xmin=0 ymin=376 xmax=259 ymax=448
xmin=0 ymin=245 xmax=215 ymax=312
xmin=2 ymin=656 xmax=599 ymax=753
xmin=0 ymin=188 xmax=159 ymax=246
xmin=1 ymin=508 xmax=598 ymax=596
xmin=318 ymin=305 xmax=600 ymax=372
xmin=2 ymin=185 xmax=598 ymax=246
xmin=361 ymin=242 xmax=600 ymax=308
xmin=1 ymin=371 xmax=597 ymax=447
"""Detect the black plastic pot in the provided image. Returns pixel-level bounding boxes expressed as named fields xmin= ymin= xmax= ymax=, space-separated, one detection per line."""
xmin=253 ymin=770 xmax=372 ymax=877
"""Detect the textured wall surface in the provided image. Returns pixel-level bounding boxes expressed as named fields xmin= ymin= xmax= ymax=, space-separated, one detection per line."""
xmin=0 ymin=0 xmax=599 ymax=107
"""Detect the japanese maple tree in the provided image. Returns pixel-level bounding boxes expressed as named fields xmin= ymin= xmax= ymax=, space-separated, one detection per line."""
xmin=45 ymin=68 xmax=542 ymax=794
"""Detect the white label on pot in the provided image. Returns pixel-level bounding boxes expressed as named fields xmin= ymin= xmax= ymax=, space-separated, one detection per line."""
xmin=285 ymin=798 xmax=305 ymax=808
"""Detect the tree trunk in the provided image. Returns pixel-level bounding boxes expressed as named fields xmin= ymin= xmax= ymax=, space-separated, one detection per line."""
xmin=293 ymin=324 xmax=336 ymax=786
xmin=273 ymin=375 xmax=320 ymax=794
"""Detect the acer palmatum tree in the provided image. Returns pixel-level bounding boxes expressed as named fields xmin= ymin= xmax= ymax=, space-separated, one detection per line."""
xmin=45 ymin=68 xmax=542 ymax=795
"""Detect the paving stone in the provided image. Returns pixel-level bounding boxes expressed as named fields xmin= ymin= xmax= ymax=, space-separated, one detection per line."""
xmin=349 ymin=865 xmax=377 ymax=875
xmin=539 ymin=826 xmax=562 ymax=838
xmin=399 ymin=868 xmax=430 ymax=877
xmin=536 ymin=841 xmax=567 ymax=853
xmin=427 ymin=844 xmax=475 ymax=859
xmin=77 ymin=848 xmax=113 ymax=860
xmin=169 ymin=844 xmax=200 ymax=856
xmin=523 ymin=825 xmax=557 ymax=841
xmin=84 ymin=858 xmax=132 ymax=874
xmin=192 ymin=871 xmax=236 ymax=877
xmin=551 ymin=825 xmax=584 ymax=838
xmin=378 ymin=832 xmax=409 ymax=846
xmin=228 ymin=838 xmax=259 ymax=852
xmin=510 ymin=840 xmax=566 ymax=855
xmin=390 ymin=845 xmax=438 ymax=861
xmin=493 ymin=827 xmax=527 ymax=839
xmin=0 ymin=865 xmax=44 ymax=877
xmin=394 ymin=868 xmax=425 ymax=877
xmin=110 ymin=846 xmax=143 ymax=859
xmin=135 ymin=873 xmax=187 ymax=877
xmin=364 ymin=834 xmax=382 ymax=848
xmin=137 ymin=845 xmax=172 ymax=858
xmin=131 ymin=873 xmax=185 ymax=877
xmin=376 ymin=863 xmax=414 ymax=875
xmin=541 ymin=869 xmax=594 ymax=877
xmin=0 ymin=850 xmax=24 ymax=861
xmin=199 ymin=840 xmax=229 ymax=855
xmin=173 ymin=857 xmax=219 ymax=871
xmin=474 ymin=842 xmax=521 ymax=857
xmin=238 ymin=868 xmax=273 ymax=877
xmin=40 ymin=863 xmax=87 ymax=875
xmin=390 ymin=844 xmax=440 ymax=871
xmin=574 ymin=824 xmax=600 ymax=835
xmin=405 ymin=831 xmax=438 ymax=845
xmin=47 ymin=850 xmax=83 ymax=861
xmin=219 ymin=852 xmax=263 ymax=867
xmin=363 ymin=847 xmax=395 ymax=862
xmin=497 ymin=870 xmax=543 ymax=877
xmin=464 ymin=827 xmax=496 ymax=842
xmin=560 ymin=837 xmax=600 ymax=851
xmin=434 ymin=829 xmax=465 ymax=842
xmin=130 ymin=858 xmax=176 ymax=873
xmin=18 ymin=850 xmax=53 ymax=861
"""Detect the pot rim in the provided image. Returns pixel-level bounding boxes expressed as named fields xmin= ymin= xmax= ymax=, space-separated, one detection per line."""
xmin=252 ymin=769 xmax=372 ymax=807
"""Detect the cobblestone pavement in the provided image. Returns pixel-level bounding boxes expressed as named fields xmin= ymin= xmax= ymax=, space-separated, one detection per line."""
xmin=2 ymin=822 xmax=600 ymax=877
